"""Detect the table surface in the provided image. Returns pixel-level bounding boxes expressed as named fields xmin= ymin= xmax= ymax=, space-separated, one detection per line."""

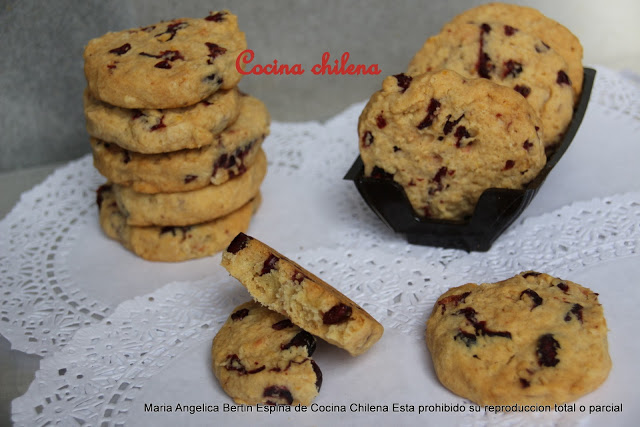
xmin=2 ymin=1 xmax=640 ymax=425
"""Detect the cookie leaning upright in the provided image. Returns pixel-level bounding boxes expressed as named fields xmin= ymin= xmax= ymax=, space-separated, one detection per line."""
xmin=358 ymin=70 xmax=546 ymax=220
xmin=426 ymin=272 xmax=611 ymax=406
xmin=84 ymin=11 xmax=246 ymax=109
xmin=221 ymin=233 xmax=384 ymax=356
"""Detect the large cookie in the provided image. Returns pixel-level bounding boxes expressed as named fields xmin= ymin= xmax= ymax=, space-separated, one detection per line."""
xmin=445 ymin=2 xmax=583 ymax=97
xmin=221 ymin=233 xmax=384 ymax=356
xmin=358 ymin=70 xmax=546 ymax=220
xmin=84 ymin=11 xmax=246 ymax=109
xmin=212 ymin=301 xmax=322 ymax=405
xmin=97 ymin=184 xmax=259 ymax=262
xmin=426 ymin=272 xmax=611 ymax=406
xmin=91 ymin=95 xmax=270 ymax=193
xmin=84 ymin=88 xmax=241 ymax=154
xmin=408 ymin=22 xmax=575 ymax=147
xmin=112 ymin=148 xmax=267 ymax=226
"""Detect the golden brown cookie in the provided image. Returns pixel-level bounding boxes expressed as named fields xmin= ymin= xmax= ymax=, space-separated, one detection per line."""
xmin=426 ymin=272 xmax=611 ymax=406
xmin=97 ymin=184 xmax=260 ymax=262
xmin=358 ymin=70 xmax=546 ymax=220
xmin=212 ymin=301 xmax=322 ymax=405
xmin=84 ymin=11 xmax=246 ymax=109
xmin=221 ymin=233 xmax=384 ymax=356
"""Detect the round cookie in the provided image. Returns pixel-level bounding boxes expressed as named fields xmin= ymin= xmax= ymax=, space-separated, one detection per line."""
xmin=212 ymin=301 xmax=322 ymax=405
xmin=445 ymin=2 xmax=584 ymax=97
xmin=221 ymin=233 xmax=384 ymax=356
xmin=358 ymin=70 xmax=546 ymax=220
xmin=407 ymin=22 xmax=575 ymax=147
xmin=84 ymin=88 xmax=241 ymax=154
xmin=426 ymin=271 xmax=611 ymax=406
xmin=90 ymin=95 xmax=270 ymax=193
xmin=97 ymin=184 xmax=260 ymax=262
xmin=84 ymin=11 xmax=246 ymax=109
xmin=111 ymin=148 xmax=267 ymax=226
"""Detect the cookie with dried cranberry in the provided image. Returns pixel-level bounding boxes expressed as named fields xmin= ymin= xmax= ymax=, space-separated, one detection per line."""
xmin=91 ymin=95 xmax=269 ymax=193
xmin=445 ymin=2 xmax=584 ymax=98
xmin=111 ymin=148 xmax=267 ymax=226
xmin=408 ymin=21 xmax=575 ymax=147
xmin=212 ymin=301 xmax=322 ymax=405
xmin=97 ymin=184 xmax=260 ymax=262
xmin=426 ymin=272 xmax=611 ymax=406
xmin=221 ymin=234 xmax=384 ymax=356
xmin=84 ymin=88 xmax=241 ymax=154
xmin=358 ymin=69 xmax=545 ymax=220
xmin=84 ymin=11 xmax=246 ymax=109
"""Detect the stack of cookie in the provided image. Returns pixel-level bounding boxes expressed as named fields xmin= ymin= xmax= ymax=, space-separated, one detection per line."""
xmin=82 ymin=11 xmax=270 ymax=262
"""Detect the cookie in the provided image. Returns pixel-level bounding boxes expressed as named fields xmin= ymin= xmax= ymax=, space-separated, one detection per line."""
xmin=90 ymin=95 xmax=270 ymax=193
xmin=358 ymin=70 xmax=546 ymax=220
xmin=407 ymin=22 xmax=575 ymax=147
xmin=212 ymin=301 xmax=322 ymax=405
xmin=84 ymin=11 xmax=246 ymax=109
xmin=111 ymin=148 xmax=267 ymax=226
xmin=221 ymin=233 xmax=384 ymax=356
xmin=97 ymin=184 xmax=260 ymax=262
xmin=445 ymin=2 xmax=583 ymax=97
xmin=84 ymin=88 xmax=241 ymax=154
xmin=426 ymin=272 xmax=611 ymax=406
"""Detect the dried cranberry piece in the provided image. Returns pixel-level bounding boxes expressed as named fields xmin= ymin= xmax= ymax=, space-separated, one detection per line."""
xmin=205 ymin=11 xmax=226 ymax=21
xmin=323 ymin=303 xmax=352 ymax=325
xmin=504 ymin=25 xmax=517 ymax=36
xmin=231 ymin=308 xmax=249 ymax=321
xmin=537 ymin=334 xmax=560 ymax=367
xmin=476 ymin=24 xmax=494 ymax=79
xmin=225 ymin=354 xmax=246 ymax=373
xmin=155 ymin=21 xmax=187 ymax=41
xmin=523 ymin=140 xmax=533 ymax=150
xmin=520 ymin=378 xmax=530 ymax=388
xmin=150 ymin=116 xmax=166 ymax=131
xmin=370 ymin=166 xmax=393 ymax=180
xmin=361 ymin=131 xmax=374 ymax=147
xmin=206 ymin=42 xmax=227 ymax=64
xmin=522 ymin=271 xmax=541 ymax=278
xmin=480 ymin=23 xmax=491 ymax=33
xmin=443 ymin=114 xmax=464 ymax=135
xmin=122 ymin=151 xmax=131 ymax=164
xmin=226 ymin=232 xmax=252 ymax=254
xmin=184 ymin=175 xmax=197 ymax=184
xmin=557 ymin=282 xmax=569 ymax=293
xmin=557 ymin=70 xmax=571 ymax=86
xmin=514 ymin=85 xmax=531 ymax=98
xmin=376 ymin=114 xmax=387 ymax=129
xmin=429 ymin=166 xmax=448 ymax=194
xmin=393 ymin=146 xmax=401 ymax=152
xmin=311 ymin=360 xmax=323 ymax=391
xmin=272 ymin=319 xmax=293 ymax=330
xmin=503 ymin=60 xmax=523 ymax=78
xmin=96 ymin=184 xmax=112 ymax=209
xmin=281 ymin=331 xmax=317 ymax=356
xmin=437 ymin=291 xmax=471 ymax=314
xmin=456 ymin=307 xmax=512 ymax=339
xmin=535 ymin=42 xmax=550 ymax=53
xmin=519 ymin=289 xmax=543 ymax=310
xmin=454 ymin=330 xmax=477 ymax=347
xmin=417 ymin=98 xmax=441 ymax=129
xmin=454 ymin=126 xmax=471 ymax=148
xmin=503 ymin=160 xmax=515 ymax=170
xmin=263 ymin=386 xmax=293 ymax=405
xmin=205 ymin=74 xmax=223 ymax=85
xmin=291 ymin=271 xmax=306 ymax=285
xmin=393 ymin=73 xmax=413 ymax=92
xmin=131 ymin=110 xmax=144 ymax=120
xmin=564 ymin=303 xmax=583 ymax=323
xmin=109 ymin=43 xmax=131 ymax=55
xmin=260 ymin=254 xmax=279 ymax=275
xmin=248 ymin=366 xmax=266 ymax=374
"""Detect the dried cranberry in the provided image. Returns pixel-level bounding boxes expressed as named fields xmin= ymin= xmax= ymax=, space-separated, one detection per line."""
xmin=260 ymin=254 xmax=279 ymax=275
xmin=96 ymin=184 xmax=112 ymax=209
xmin=557 ymin=70 xmax=571 ymax=86
xmin=311 ymin=360 xmax=323 ymax=391
xmin=205 ymin=11 xmax=226 ymax=21
xmin=443 ymin=114 xmax=465 ymax=135
xmin=272 ymin=319 xmax=293 ymax=330
xmin=155 ymin=60 xmax=171 ymax=69
xmin=291 ymin=271 xmax=306 ymax=284
xmin=370 ymin=166 xmax=393 ymax=180
xmin=522 ymin=272 xmax=541 ymax=278
xmin=564 ymin=304 xmax=583 ymax=323
xmin=417 ymin=98 xmax=440 ymax=129
xmin=323 ymin=304 xmax=352 ymax=325
xmin=150 ymin=116 xmax=166 ymax=131
xmin=184 ymin=175 xmax=197 ymax=184
xmin=519 ymin=378 xmax=530 ymax=388
xmin=536 ymin=334 xmax=560 ymax=367
xmin=122 ymin=151 xmax=131 ymax=164
xmin=393 ymin=73 xmax=413 ymax=92
xmin=557 ymin=282 xmax=569 ymax=293
xmin=206 ymin=42 xmax=227 ymax=64
xmin=393 ymin=146 xmax=401 ymax=152
xmin=155 ymin=21 xmax=187 ymax=41
xmin=437 ymin=291 xmax=471 ymax=314
xmin=504 ymin=25 xmax=517 ymax=36
xmin=456 ymin=307 xmax=512 ymax=339
xmin=523 ymin=140 xmax=533 ymax=150
xmin=454 ymin=126 xmax=471 ymax=147
xmin=519 ymin=289 xmax=543 ymax=310
xmin=476 ymin=25 xmax=494 ymax=79
xmin=281 ymin=331 xmax=317 ymax=356
xmin=205 ymin=74 xmax=223 ymax=85
xmin=361 ymin=131 xmax=374 ymax=147
xmin=263 ymin=386 xmax=293 ymax=405
xmin=514 ymin=85 xmax=531 ymax=98
xmin=231 ymin=308 xmax=249 ymax=321
xmin=454 ymin=330 xmax=477 ymax=347
xmin=503 ymin=60 xmax=523 ymax=78
xmin=429 ymin=166 xmax=448 ymax=195
xmin=376 ymin=114 xmax=387 ymax=129
xmin=503 ymin=160 xmax=515 ymax=170
xmin=226 ymin=232 xmax=252 ymax=254
xmin=225 ymin=354 xmax=246 ymax=373
xmin=131 ymin=110 xmax=144 ymax=120
xmin=535 ymin=42 xmax=550 ymax=53
xmin=109 ymin=43 xmax=131 ymax=55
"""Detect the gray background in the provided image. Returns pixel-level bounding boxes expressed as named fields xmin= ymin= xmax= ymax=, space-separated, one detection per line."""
xmin=1 ymin=0 xmax=640 ymax=425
